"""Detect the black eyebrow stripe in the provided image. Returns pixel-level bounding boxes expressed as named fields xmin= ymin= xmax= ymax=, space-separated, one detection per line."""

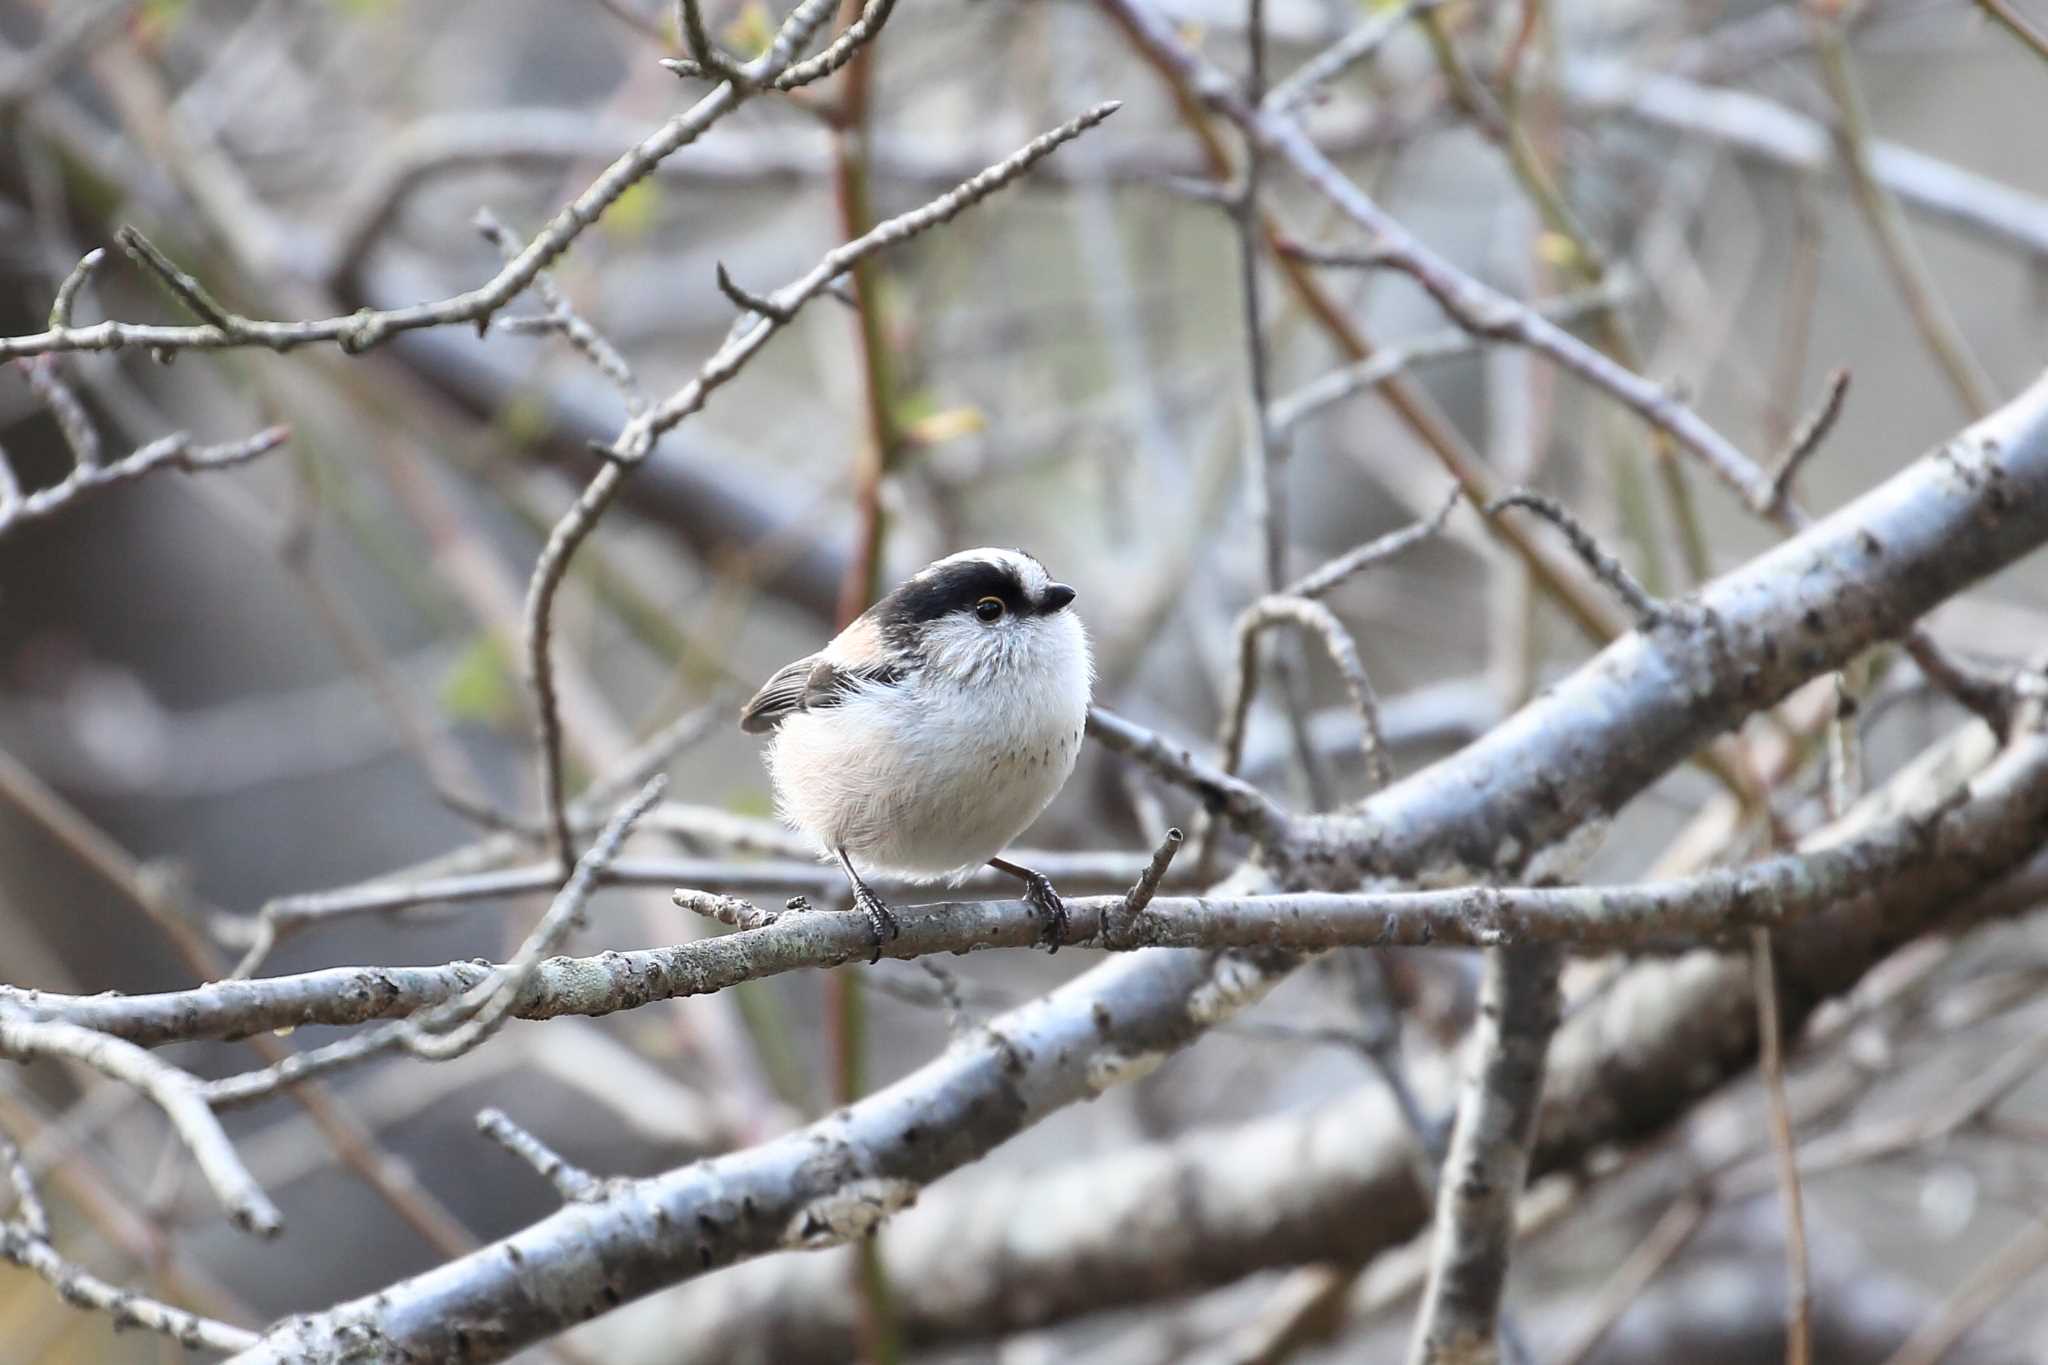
xmin=879 ymin=560 xmax=1029 ymax=624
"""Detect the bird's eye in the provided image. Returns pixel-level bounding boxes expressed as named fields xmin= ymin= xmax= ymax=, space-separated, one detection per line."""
xmin=974 ymin=596 xmax=1005 ymax=623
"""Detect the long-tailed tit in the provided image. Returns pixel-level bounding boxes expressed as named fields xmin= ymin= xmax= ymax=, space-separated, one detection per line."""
xmin=740 ymin=548 xmax=1093 ymax=956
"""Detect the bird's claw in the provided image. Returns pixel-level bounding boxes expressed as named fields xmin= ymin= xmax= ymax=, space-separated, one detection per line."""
xmin=1021 ymin=872 xmax=1068 ymax=955
xmin=854 ymin=886 xmax=900 ymax=964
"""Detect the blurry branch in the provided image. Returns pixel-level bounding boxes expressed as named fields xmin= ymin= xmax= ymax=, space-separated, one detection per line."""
xmin=1751 ymin=929 xmax=1812 ymax=1365
xmin=1279 ymin=486 xmax=1460 ymax=600
xmin=1407 ymin=946 xmax=1561 ymax=1365
xmin=1558 ymin=59 xmax=2048 ymax=262
xmin=196 ymin=778 xmax=665 ymax=1107
xmin=1 ymin=1131 xmax=260 ymax=1355
xmin=1267 ymin=280 xmax=1628 ymax=435
xmin=1264 ymin=0 xmax=1435 ymax=113
xmin=0 ymin=0 xmax=896 ymax=362
xmin=0 ymin=422 xmax=289 ymax=537
xmin=1808 ymin=9 xmax=1994 ymax=418
xmin=1097 ymin=0 xmax=1638 ymax=648
xmin=474 ymin=209 xmax=645 ymax=412
xmin=1885 ymin=1208 xmax=2048 ymax=1365
xmin=317 ymin=114 xmax=1405 ymax=287
xmin=1761 ymin=367 xmax=1851 ymax=518
xmin=476 ymin=1108 xmax=606 ymax=1205
xmin=1975 ymin=0 xmax=2048 ymax=65
xmin=1200 ymin=5 xmax=2011 ymax=730
xmin=1100 ymin=0 xmax=1776 ymax=511
xmin=1416 ymin=1 xmax=1712 ymax=592
xmin=0 ymin=746 xmax=491 ymax=1264
xmin=0 ymin=0 xmax=136 ymax=111
xmin=0 ymin=1019 xmax=280 ymax=1236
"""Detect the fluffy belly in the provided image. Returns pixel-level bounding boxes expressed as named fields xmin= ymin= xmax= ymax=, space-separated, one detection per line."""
xmin=768 ymin=702 xmax=1082 ymax=879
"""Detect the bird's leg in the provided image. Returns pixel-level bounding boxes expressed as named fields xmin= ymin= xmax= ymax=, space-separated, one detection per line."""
xmin=988 ymin=856 xmax=1067 ymax=954
xmin=835 ymin=847 xmax=899 ymax=964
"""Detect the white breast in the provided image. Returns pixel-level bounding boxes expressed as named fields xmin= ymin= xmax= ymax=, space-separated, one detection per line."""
xmin=768 ymin=611 xmax=1091 ymax=880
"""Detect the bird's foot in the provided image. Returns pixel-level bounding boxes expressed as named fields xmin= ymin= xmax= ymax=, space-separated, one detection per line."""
xmin=853 ymin=885 xmax=900 ymax=964
xmin=1019 ymin=871 xmax=1068 ymax=955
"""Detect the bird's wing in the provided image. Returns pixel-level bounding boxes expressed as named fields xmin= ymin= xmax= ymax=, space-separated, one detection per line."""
xmin=737 ymin=654 xmax=904 ymax=734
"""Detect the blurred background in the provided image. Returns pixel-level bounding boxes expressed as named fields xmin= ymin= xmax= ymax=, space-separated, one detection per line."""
xmin=2 ymin=0 xmax=2047 ymax=1360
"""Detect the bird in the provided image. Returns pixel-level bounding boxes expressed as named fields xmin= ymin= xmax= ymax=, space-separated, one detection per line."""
xmin=739 ymin=548 xmax=1093 ymax=959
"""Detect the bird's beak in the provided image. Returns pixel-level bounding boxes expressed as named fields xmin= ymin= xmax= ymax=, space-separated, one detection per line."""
xmin=1043 ymin=583 xmax=1076 ymax=613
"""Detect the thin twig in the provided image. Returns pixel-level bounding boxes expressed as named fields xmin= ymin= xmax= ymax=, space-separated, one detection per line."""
xmin=1264 ymin=0 xmax=1433 ymax=113
xmin=1883 ymin=1211 xmax=2048 ymax=1365
xmin=1222 ymin=596 xmax=1395 ymax=793
xmin=1975 ymin=0 xmax=2048 ymax=65
xmin=0 ymin=1132 xmax=48 ymax=1239
xmin=476 ymin=1108 xmax=605 ymax=1203
xmin=1102 ymin=0 xmax=1780 ymax=513
xmin=0 ymin=1220 xmax=260 ymax=1354
xmin=1752 ymin=928 xmax=1812 ymax=1365
xmin=1549 ymin=1194 xmax=1711 ymax=1365
xmin=1268 ymin=280 xmax=1629 ymax=435
xmin=1761 ymin=367 xmax=1851 ymax=517
xmin=0 ymin=424 xmax=290 ymax=538
xmin=48 ymin=247 xmax=105 ymax=329
xmin=199 ymin=777 xmax=665 ymax=1105
xmin=475 ymin=208 xmax=644 ymax=410
xmin=1283 ymin=487 xmax=1462 ymax=600
xmin=1486 ymin=492 xmax=1664 ymax=629
xmin=1809 ymin=11 xmax=1994 ymax=418
xmin=23 ymin=357 xmax=100 ymax=468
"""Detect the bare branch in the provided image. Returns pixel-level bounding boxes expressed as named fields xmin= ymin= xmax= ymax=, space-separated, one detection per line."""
xmin=1485 ymin=492 xmax=1664 ymax=629
xmin=1223 ymin=596 xmax=1395 ymax=792
xmin=1558 ymin=59 xmax=2048 ymax=262
xmin=199 ymin=777 xmax=665 ymax=1105
xmin=1101 ymin=0 xmax=1778 ymax=511
xmin=1268 ymin=280 xmax=1627 ymax=435
xmin=1976 ymin=0 xmax=2048 ymax=65
xmin=475 ymin=208 xmax=643 ymax=410
xmin=0 ymin=1018 xmax=280 ymax=1235
xmin=1 ymin=1220 xmax=261 ymax=1354
xmin=1752 ymin=928 xmax=1812 ymax=1365
xmin=1265 ymin=0 xmax=1435 ymax=113
xmin=23 ymin=357 xmax=100 ymax=468
xmin=1809 ymin=13 xmax=1993 ymax=418
xmin=1085 ymin=707 xmax=1294 ymax=844
xmin=476 ymin=1108 xmax=606 ymax=1203
xmin=1283 ymin=486 xmax=1462 ymax=600
xmin=48 ymin=246 xmax=105 ymax=330
xmin=13 ymin=757 xmax=2035 ymax=1051
xmin=1761 ymin=367 xmax=1851 ymax=517
xmin=0 ymin=0 xmax=897 ymax=364
xmin=0 ymin=425 xmax=290 ymax=538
